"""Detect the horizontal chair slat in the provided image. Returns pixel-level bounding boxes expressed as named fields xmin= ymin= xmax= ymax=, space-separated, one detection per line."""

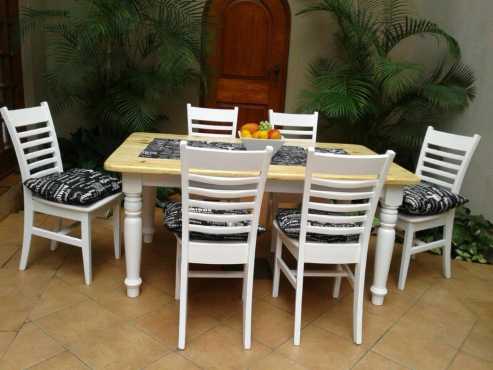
xmin=307 ymin=213 xmax=366 ymax=224
xmin=423 ymin=156 xmax=460 ymax=171
xmin=17 ymin=126 xmax=51 ymax=139
xmin=188 ymin=199 xmax=255 ymax=210
xmin=189 ymin=224 xmax=251 ymax=235
xmin=191 ymin=124 xmax=232 ymax=131
xmin=21 ymin=137 xmax=53 ymax=150
xmin=279 ymin=129 xmax=314 ymax=136
xmin=421 ymin=167 xmax=456 ymax=181
xmin=189 ymin=212 xmax=253 ymax=223
xmin=425 ymin=147 xmax=464 ymax=162
xmin=420 ymin=175 xmax=453 ymax=189
xmin=311 ymin=178 xmax=378 ymax=189
xmin=310 ymin=189 xmax=374 ymax=201
xmin=308 ymin=201 xmax=370 ymax=213
xmin=189 ymin=173 xmax=260 ymax=186
xmin=306 ymin=225 xmax=364 ymax=236
xmin=25 ymin=147 xmax=56 ymax=160
xmin=188 ymin=186 xmax=257 ymax=199
xmin=28 ymin=157 xmax=58 ymax=170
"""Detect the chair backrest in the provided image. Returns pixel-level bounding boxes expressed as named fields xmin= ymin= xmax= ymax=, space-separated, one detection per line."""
xmin=269 ymin=110 xmax=319 ymax=143
xmin=415 ymin=126 xmax=481 ymax=193
xmin=180 ymin=141 xmax=272 ymax=264
xmin=299 ymin=149 xmax=394 ymax=263
xmin=187 ymin=103 xmax=239 ymax=138
xmin=0 ymin=102 xmax=63 ymax=182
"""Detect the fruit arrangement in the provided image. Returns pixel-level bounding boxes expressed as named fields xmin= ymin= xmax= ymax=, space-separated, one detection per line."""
xmin=240 ymin=121 xmax=281 ymax=140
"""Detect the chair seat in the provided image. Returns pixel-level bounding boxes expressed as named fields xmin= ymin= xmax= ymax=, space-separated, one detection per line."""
xmin=398 ymin=212 xmax=448 ymax=224
xmin=24 ymin=169 xmax=122 ymax=206
xmin=32 ymin=192 xmax=122 ymax=213
xmin=399 ymin=183 xmax=467 ymax=216
xmin=276 ymin=208 xmax=360 ymax=243
xmin=164 ymin=202 xmax=265 ymax=242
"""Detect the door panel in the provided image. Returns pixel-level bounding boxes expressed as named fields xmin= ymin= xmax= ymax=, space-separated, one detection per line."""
xmin=0 ymin=0 xmax=23 ymax=179
xmin=203 ymin=0 xmax=290 ymax=129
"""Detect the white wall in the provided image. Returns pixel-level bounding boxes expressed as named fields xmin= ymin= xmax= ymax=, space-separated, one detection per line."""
xmin=416 ymin=0 xmax=493 ymax=219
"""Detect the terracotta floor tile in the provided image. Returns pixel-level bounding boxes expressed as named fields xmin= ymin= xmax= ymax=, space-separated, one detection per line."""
xmin=182 ymin=325 xmax=271 ymax=369
xmin=462 ymin=320 xmax=493 ymax=362
xmin=34 ymin=300 xmax=121 ymax=345
xmin=0 ymin=291 xmax=38 ymax=331
xmin=0 ymin=267 xmax=54 ymax=298
xmin=449 ymin=352 xmax=493 ymax=370
xmin=29 ymin=278 xmax=89 ymax=320
xmin=134 ymin=302 xmax=220 ymax=349
xmin=276 ymin=324 xmax=367 ymax=370
xmin=0 ymin=242 xmax=19 ymax=267
xmin=0 ymin=331 xmax=16 ymax=358
xmin=373 ymin=315 xmax=457 ymax=370
xmin=313 ymin=295 xmax=393 ymax=346
xmin=223 ymin=299 xmax=295 ymax=348
xmin=145 ymin=352 xmax=201 ymax=370
xmin=28 ymin=351 xmax=90 ymax=370
xmin=68 ymin=322 xmax=168 ymax=370
xmin=249 ymin=352 xmax=308 ymax=370
xmin=0 ymin=323 xmax=64 ymax=370
xmin=352 ymin=351 xmax=409 ymax=370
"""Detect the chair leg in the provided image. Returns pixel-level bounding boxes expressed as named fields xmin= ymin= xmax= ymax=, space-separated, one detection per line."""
xmin=270 ymin=194 xmax=279 ymax=252
xmin=442 ymin=213 xmax=454 ymax=279
xmin=243 ymin=261 xmax=255 ymax=350
xmin=178 ymin=251 xmax=189 ymax=350
xmin=50 ymin=218 xmax=63 ymax=251
xmin=19 ymin=199 xmax=34 ymax=271
xmin=81 ymin=216 xmax=93 ymax=285
xmin=332 ymin=265 xmax=343 ymax=299
xmin=175 ymin=240 xmax=181 ymax=301
xmin=242 ymin=263 xmax=247 ymax=302
xmin=113 ymin=203 xmax=121 ymax=259
xmin=398 ymin=225 xmax=414 ymax=290
xmin=293 ymin=259 xmax=305 ymax=346
xmin=353 ymin=263 xmax=365 ymax=345
xmin=272 ymin=233 xmax=282 ymax=298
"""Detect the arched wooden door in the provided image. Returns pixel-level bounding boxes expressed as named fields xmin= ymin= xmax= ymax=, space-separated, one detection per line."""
xmin=203 ymin=0 xmax=291 ymax=127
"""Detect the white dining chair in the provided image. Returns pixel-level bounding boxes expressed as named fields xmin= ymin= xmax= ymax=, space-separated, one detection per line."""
xmin=174 ymin=141 xmax=272 ymax=350
xmin=187 ymin=103 xmax=239 ymax=138
xmin=272 ymin=148 xmax=395 ymax=345
xmin=268 ymin=109 xmax=319 ymax=143
xmin=396 ymin=127 xmax=481 ymax=290
xmin=0 ymin=102 xmax=122 ymax=285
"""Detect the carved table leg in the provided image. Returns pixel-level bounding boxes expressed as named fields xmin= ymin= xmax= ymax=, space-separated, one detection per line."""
xmin=143 ymin=186 xmax=157 ymax=244
xmin=123 ymin=174 xmax=143 ymax=298
xmin=371 ymin=185 xmax=404 ymax=306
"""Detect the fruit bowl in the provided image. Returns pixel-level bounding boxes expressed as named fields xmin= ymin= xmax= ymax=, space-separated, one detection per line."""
xmin=238 ymin=131 xmax=285 ymax=154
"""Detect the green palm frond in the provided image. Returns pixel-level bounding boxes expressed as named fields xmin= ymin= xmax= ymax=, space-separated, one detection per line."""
xmin=383 ymin=17 xmax=460 ymax=58
xmin=365 ymin=0 xmax=411 ymax=29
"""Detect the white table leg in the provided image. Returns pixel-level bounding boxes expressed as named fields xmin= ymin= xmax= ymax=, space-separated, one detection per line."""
xmin=371 ymin=185 xmax=404 ymax=306
xmin=123 ymin=174 xmax=143 ymax=298
xmin=143 ymin=186 xmax=157 ymax=244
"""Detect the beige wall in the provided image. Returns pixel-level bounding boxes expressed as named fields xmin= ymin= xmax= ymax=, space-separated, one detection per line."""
xmin=415 ymin=0 xmax=493 ymax=219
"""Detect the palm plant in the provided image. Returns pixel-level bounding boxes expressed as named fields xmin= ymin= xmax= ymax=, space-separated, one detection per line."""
xmin=299 ymin=0 xmax=476 ymax=168
xmin=22 ymin=0 xmax=204 ymax=168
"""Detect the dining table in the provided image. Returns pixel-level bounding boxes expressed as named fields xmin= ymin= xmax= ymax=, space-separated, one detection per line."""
xmin=104 ymin=132 xmax=420 ymax=305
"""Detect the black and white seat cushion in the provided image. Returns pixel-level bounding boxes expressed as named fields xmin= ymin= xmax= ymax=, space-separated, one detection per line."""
xmin=164 ymin=202 xmax=265 ymax=242
xmin=24 ymin=168 xmax=122 ymax=206
xmin=399 ymin=183 xmax=467 ymax=216
xmin=276 ymin=208 xmax=361 ymax=243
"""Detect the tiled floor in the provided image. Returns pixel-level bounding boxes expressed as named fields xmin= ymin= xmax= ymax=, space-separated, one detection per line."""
xmin=0 ymin=210 xmax=492 ymax=370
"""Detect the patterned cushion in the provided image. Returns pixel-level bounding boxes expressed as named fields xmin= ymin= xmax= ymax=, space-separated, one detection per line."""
xmin=24 ymin=169 xmax=121 ymax=206
xmin=400 ymin=183 xmax=468 ymax=216
xmin=164 ymin=202 xmax=265 ymax=242
xmin=276 ymin=208 xmax=361 ymax=243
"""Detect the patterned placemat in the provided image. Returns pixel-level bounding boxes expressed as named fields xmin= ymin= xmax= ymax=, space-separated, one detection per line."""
xmin=139 ymin=138 xmax=347 ymax=166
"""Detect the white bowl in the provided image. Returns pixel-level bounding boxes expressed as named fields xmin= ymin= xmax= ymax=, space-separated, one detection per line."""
xmin=239 ymin=131 xmax=285 ymax=154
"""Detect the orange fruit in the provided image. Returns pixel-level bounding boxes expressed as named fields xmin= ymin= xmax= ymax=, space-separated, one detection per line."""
xmin=242 ymin=123 xmax=259 ymax=134
xmin=268 ymin=129 xmax=281 ymax=140
xmin=258 ymin=131 xmax=269 ymax=139
xmin=241 ymin=129 xmax=252 ymax=138
xmin=252 ymin=131 xmax=261 ymax=139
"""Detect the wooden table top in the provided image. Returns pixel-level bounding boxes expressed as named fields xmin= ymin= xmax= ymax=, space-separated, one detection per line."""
xmin=104 ymin=133 xmax=420 ymax=186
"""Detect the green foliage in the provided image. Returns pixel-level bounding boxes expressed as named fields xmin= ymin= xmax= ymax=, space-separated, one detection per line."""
xmin=22 ymin=0 xmax=204 ymax=168
xmin=298 ymin=0 xmax=476 ymax=168
xmin=418 ymin=207 xmax=493 ymax=264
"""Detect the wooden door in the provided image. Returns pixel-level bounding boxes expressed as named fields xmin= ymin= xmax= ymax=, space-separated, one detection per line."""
xmin=0 ymin=0 xmax=23 ymax=179
xmin=203 ymin=0 xmax=290 ymax=128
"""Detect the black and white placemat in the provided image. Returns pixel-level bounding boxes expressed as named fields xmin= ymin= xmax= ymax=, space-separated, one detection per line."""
xmin=139 ymin=138 xmax=347 ymax=166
